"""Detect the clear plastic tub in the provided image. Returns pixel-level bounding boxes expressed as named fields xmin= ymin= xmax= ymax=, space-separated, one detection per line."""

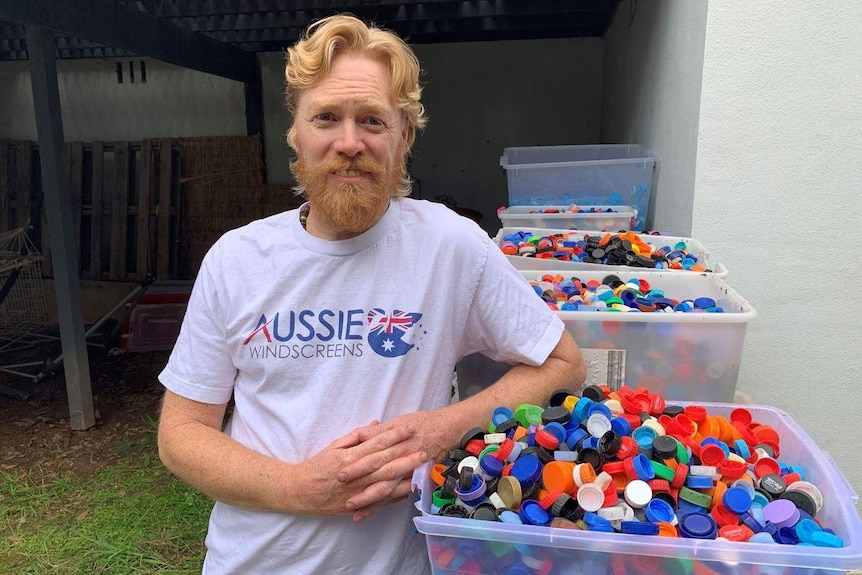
xmin=501 ymin=145 xmax=656 ymax=231
xmin=497 ymin=205 xmax=637 ymax=232
xmin=412 ymin=403 xmax=862 ymax=575
xmin=456 ymin=270 xmax=755 ymax=402
xmin=494 ymin=226 xmax=729 ymax=277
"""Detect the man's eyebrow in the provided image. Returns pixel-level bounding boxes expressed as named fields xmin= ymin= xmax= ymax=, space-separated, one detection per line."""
xmin=308 ymin=99 xmax=394 ymax=118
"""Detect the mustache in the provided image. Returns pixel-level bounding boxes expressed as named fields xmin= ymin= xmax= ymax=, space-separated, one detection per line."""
xmin=322 ymin=154 xmax=384 ymax=176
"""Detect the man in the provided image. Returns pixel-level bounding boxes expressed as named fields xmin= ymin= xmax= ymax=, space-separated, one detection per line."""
xmin=158 ymin=14 xmax=585 ymax=575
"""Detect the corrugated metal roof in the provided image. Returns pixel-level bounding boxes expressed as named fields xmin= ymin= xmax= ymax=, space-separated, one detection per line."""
xmin=0 ymin=0 xmax=621 ymax=61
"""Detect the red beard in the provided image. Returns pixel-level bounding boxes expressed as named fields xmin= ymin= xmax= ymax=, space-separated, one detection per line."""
xmin=294 ymin=153 xmax=403 ymax=235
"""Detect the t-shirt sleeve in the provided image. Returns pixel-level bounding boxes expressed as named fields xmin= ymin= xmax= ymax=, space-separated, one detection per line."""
xmin=460 ymin=238 xmax=564 ymax=366
xmin=158 ymin=242 xmax=237 ymax=404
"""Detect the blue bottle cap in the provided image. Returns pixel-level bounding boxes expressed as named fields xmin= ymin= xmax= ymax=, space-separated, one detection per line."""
xmin=621 ymin=521 xmax=660 ymax=535
xmin=723 ymin=487 xmax=753 ymax=514
xmin=587 ymin=402 xmax=613 ymax=420
xmin=499 ymin=510 xmax=522 ymax=524
xmin=748 ymin=532 xmax=776 ymax=544
xmin=492 ymin=407 xmax=515 ymax=426
xmin=774 ymin=526 xmax=800 ymax=545
xmin=566 ymin=428 xmax=588 ymax=450
xmin=544 ymin=422 xmax=567 ymax=443
xmin=583 ymin=512 xmax=615 ymax=532
xmin=794 ymin=518 xmax=821 ymax=543
xmin=632 ymin=454 xmax=656 ymax=481
xmin=685 ymin=476 xmax=714 ymax=490
xmin=510 ymin=454 xmax=542 ymax=487
xmin=679 ymin=513 xmax=717 ymax=539
xmin=644 ymin=499 xmax=675 ymax=523
xmin=518 ymin=500 xmax=550 ymax=526
xmin=611 ymin=416 xmax=633 ymax=436
xmin=694 ymin=297 xmax=716 ymax=309
xmin=632 ymin=427 xmax=657 ymax=449
xmin=574 ymin=397 xmax=595 ymax=422
xmin=480 ymin=454 xmax=504 ymax=478
xmin=739 ymin=511 xmax=765 ymax=533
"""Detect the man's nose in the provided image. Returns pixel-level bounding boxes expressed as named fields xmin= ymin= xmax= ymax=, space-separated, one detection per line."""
xmin=333 ymin=121 xmax=365 ymax=156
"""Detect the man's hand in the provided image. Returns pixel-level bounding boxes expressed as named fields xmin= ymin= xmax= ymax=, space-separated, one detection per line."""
xmin=291 ymin=420 xmax=428 ymax=521
xmin=336 ymin=410 xmax=457 ymax=519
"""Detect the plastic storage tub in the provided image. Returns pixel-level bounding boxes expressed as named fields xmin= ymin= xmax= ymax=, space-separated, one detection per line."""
xmin=501 ymin=145 xmax=656 ymax=231
xmin=497 ymin=205 xmax=637 ymax=231
xmin=495 ymin=227 xmax=729 ymax=277
xmin=412 ymin=402 xmax=862 ymax=575
xmin=456 ymin=270 xmax=755 ymax=402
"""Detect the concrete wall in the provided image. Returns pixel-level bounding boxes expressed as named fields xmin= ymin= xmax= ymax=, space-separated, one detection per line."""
xmin=0 ymin=57 xmax=246 ymax=141
xmin=260 ymin=38 xmax=605 ymax=236
xmin=602 ymin=0 xmax=708 ymax=235
xmin=694 ymin=1 xmax=862 ymax=507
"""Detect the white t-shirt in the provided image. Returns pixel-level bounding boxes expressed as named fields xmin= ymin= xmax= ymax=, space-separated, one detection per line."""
xmin=159 ymin=197 xmax=564 ymax=574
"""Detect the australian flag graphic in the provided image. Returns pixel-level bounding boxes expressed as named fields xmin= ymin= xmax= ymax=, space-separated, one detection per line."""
xmin=366 ymin=309 xmax=423 ymax=358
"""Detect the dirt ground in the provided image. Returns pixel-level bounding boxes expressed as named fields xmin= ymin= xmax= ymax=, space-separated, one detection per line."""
xmin=0 ymin=342 xmax=171 ymax=481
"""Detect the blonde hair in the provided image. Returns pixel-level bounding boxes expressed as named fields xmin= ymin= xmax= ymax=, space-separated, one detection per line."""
xmin=284 ymin=14 xmax=427 ymax=197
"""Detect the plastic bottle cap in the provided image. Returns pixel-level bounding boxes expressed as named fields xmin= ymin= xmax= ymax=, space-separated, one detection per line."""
xmin=644 ymin=498 xmax=675 ymax=523
xmin=763 ymin=499 xmax=800 ymax=529
xmin=576 ymin=483 xmax=605 ymax=512
xmin=780 ymin=490 xmax=817 ymax=518
xmin=542 ymin=461 xmax=575 ymax=495
xmin=497 ymin=476 xmax=523 ymax=508
xmin=510 ymin=454 xmax=542 ymax=487
xmin=679 ymin=513 xmax=718 ymax=539
xmin=759 ymin=474 xmax=787 ymax=499
xmin=499 ymin=509 xmax=522 ymax=524
xmin=621 ymin=521 xmax=660 ymax=535
xmin=624 ymin=480 xmax=653 ymax=508
xmin=784 ymin=481 xmax=824 ymax=513
xmin=587 ymin=413 xmax=612 ymax=438
xmin=518 ymin=500 xmax=550 ymax=526
xmin=457 ymin=456 xmax=480 ymax=473
xmin=722 ymin=487 xmax=753 ymax=514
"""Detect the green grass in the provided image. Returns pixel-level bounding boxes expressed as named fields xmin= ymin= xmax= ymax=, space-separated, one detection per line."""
xmin=0 ymin=422 xmax=213 ymax=575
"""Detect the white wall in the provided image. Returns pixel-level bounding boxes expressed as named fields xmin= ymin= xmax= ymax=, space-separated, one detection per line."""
xmin=0 ymin=57 xmax=246 ymax=141
xmin=260 ymin=38 xmax=605 ymax=235
xmin=602 ymin=0 xmax=708 ymax=235
xmin=695 ymin=1 xmax=862 ymax=507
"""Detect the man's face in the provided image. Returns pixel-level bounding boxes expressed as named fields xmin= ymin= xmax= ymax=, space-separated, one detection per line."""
xmin=292 ymin=51 xmax=408 ymax=236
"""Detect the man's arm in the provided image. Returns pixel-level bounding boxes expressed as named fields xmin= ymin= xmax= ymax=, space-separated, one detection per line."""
xmin=157 ymin=390 xmax=427 ymax=517
xmin=342 ymin=330 xmax=585 ymax=513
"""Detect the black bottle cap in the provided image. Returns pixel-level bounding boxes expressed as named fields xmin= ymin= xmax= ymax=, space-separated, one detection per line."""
xmin=443 ymin=462 xmax=460 ymax=479
xmin=537 ymin=446 xmax=555 ymax=465
xmin=549 ymin=389 xmax=576 ymax=407
xmin=485 ymin=476 xmax=499 ymax=495
xmin=653 ymin=491 xmax=677 ymax=510
xmin=582 ymin=385 xmax=605 ymax=403
xmin=458 ymin=467 xmax=474 ymax=491
xmin=460 ymin=427 xmax=485 ymax=450
xmin=521 ymin=446 xmax=539 ymax=458
xmin=542 ymin=406 xmax=571 ymax=425
xmin=578 ymin=447 xmax=605 ymax=472
xmin=602 ymin=274 xmax=623 ymax=287
xmin=495 ymin=418 xmax=518 ymax=434
xmin=759 ymin=474 xmax=787 ymax=499
xmin=439 ymin=504 xmax=470 ymax=518
xmin=663 ymin=405 xmax=685 ymax=417
xmin=598 ymin=430 xmax=622 ymax=457
xmin=441 ymin=476 xmax=457 ymax=499
xmin=754 ymin=486 xmax=774 ymax=502
xmin=448 ymin=449 xmax=470 ymax=462
xmin=652 ymin=435 xmax=678 ymax=460
xmin=754 ymin=443 xmax=776 ymax=458
xmin=470 ymin=503 xmax=501 ymax=522
xmin=780 ymin=490 xmax=817 ymax=517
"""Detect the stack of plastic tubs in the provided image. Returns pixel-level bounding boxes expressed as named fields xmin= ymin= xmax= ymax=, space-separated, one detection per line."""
xmin=499 ymin=144 xmax=656 ymax=231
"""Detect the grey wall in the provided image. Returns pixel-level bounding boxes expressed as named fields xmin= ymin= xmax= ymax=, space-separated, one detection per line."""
xmin=694 ymin=0 xmax=862 ymax=511
xmin=602 ymin=0 xmax=708 ymax=235
xmin=260 ymin=37 xmax=605 ymax=236
xmin=0 ymin=57 xmax=247 ymax=141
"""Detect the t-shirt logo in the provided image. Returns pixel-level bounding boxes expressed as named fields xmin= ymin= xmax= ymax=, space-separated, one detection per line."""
xmin=366 ymin=309 xmax=422 ymax=357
